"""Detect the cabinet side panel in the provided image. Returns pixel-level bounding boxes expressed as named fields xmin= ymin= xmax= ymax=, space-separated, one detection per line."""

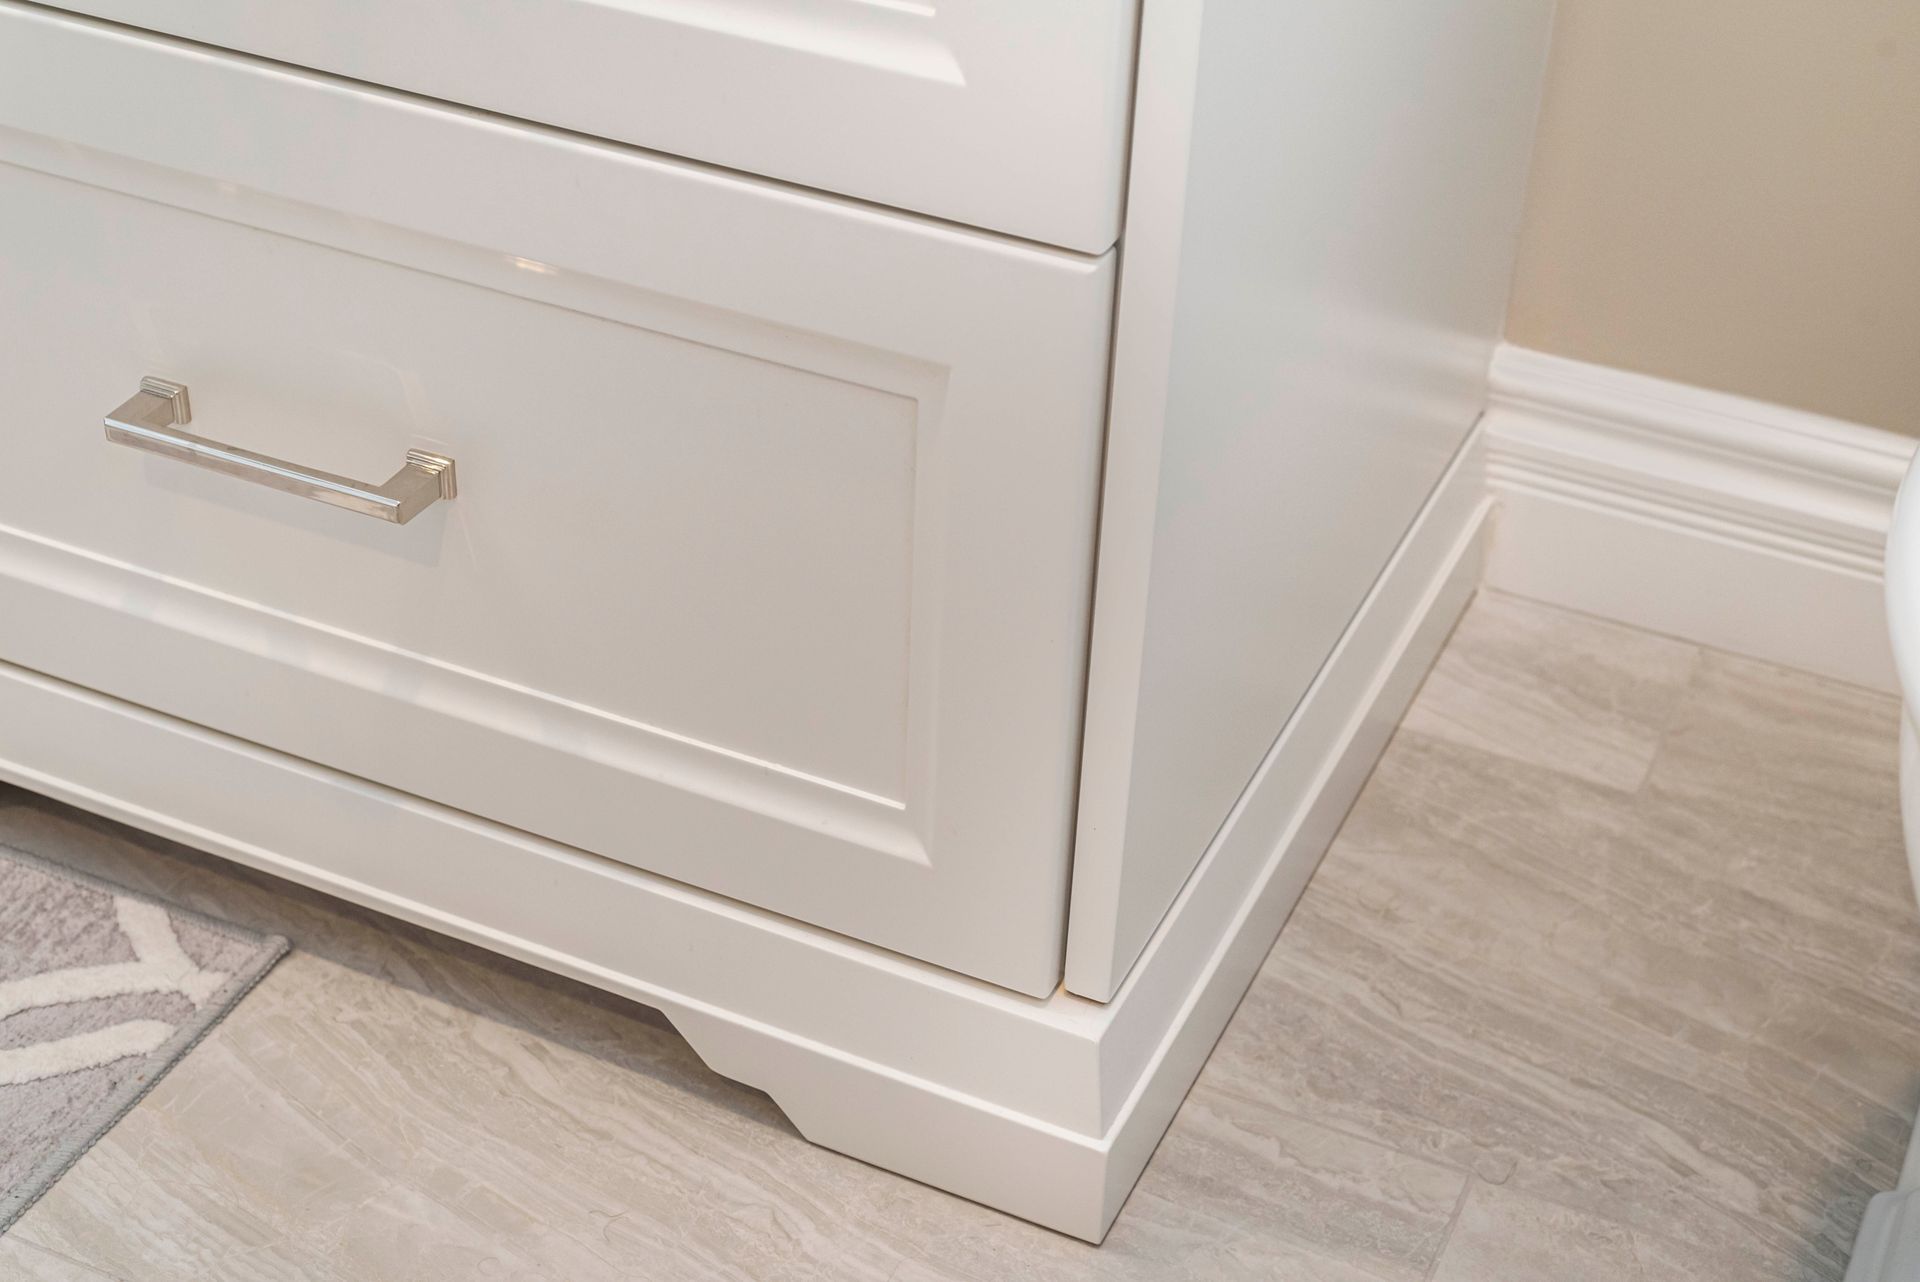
xmin=1069 ymin=0 xmax=1554 ymax=1000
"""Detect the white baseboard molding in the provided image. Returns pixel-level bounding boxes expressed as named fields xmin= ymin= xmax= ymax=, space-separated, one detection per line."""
xmin=1483 ymin=345 xmax=1915 ymax=692
xmin=0 ymin=431 xmax=1488 ymax=1243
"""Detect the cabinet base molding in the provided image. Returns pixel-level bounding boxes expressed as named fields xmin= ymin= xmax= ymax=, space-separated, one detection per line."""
xmin=1484 ymin=345 xmax=1915 ymax=692
xmin=0 ymin=434 xmax=1488 ymax=1242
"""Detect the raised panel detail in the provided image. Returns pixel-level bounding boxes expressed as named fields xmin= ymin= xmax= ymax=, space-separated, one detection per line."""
xmin=0 ymin=3 xmax=1116 ymax=994
xmin=10 ymin=171 xmax=923 ymax=801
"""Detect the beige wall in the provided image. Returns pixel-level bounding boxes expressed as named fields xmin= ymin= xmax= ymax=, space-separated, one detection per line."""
xmin=1507 ymin=0 xmax=1920 ymax=434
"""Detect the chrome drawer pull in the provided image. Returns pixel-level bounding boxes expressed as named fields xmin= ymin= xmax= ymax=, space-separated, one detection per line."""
xmin=103 ymin=377 xmax=457 ymax=525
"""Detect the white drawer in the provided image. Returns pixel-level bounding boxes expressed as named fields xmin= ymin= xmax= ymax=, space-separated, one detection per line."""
xmin=26 ymin=0 xmax=1137 ymax=253
xmin=0 ymin=9 xmax=1114 ymax=995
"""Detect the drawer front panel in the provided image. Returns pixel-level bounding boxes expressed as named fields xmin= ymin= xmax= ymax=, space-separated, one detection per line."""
xmin=29 ymin=0 xmax=1137 ymax=253
xmin=0 ymin=7 xmax=1115 ymax=994
xmin=18 ymin=171 xmax=917 ymax=802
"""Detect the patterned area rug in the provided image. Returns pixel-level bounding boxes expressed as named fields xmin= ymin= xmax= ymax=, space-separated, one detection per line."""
xmin=0 ymin=843 xmax=286 ymax=1232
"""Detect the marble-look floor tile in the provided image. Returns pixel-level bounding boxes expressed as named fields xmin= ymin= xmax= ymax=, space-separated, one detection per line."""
xmin=1429 ymin=1180 xmax=1798 ymax=1282
xmin=0 ymin=1236 xmax=122 ymax=1281
xmin=1628 ymin=651 xmax=1914 ymax=997
xmin=1399 ymin=590 xmax=1700 ymax=791
xmin=1214 ymin=642 xmax=1911 ymax=1280
xmin=1115 ymin=1086 xmax=1465 ymax=1282
xmin=1428 ymin=1179 xmax=1655 ymax=1282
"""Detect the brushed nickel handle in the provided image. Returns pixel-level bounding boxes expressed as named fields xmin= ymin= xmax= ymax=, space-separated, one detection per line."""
xmin=104 ymin=377 xmax=457 ymax=525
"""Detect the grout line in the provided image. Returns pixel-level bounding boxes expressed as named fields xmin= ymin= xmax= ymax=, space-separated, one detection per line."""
xmin=1424 ymin=1176 xmax=1477 ymax=1282
xmin=6 ymin=1235 xmax=130 ymax=1281
xmin=1197 ymin=1080 xmax=1501 ymax=1189
xmin=1624 ymin=644 xmax=1710 ymax=799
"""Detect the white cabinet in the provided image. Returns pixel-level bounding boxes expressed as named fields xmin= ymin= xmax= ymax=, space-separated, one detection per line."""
xmin=0 ymin=0 xmax=1553 ymax=1242
xmin=1068 ymin=0 xmax=1561 ymax=1001
xmin=0 ymin=0 xmax=1114 ymax=996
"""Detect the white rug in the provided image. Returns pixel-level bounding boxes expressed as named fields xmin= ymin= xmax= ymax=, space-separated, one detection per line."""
xmin=0 ymin=844 xmax=286 ymax=1232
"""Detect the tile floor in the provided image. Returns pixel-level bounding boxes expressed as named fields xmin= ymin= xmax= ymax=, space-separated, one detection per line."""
xmin=0 ymin=590 xmax=1913 ymax=1280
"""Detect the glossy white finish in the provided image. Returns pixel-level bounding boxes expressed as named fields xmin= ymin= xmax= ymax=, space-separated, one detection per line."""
xmin=39 ymin=0 xmax=1137 ymax=252
xmin=1844 ymin=1184 xmax=1920 ymax=1282
xmin=1854 ymin=460 xmax=1920 ymax=1282
xmin=1066 ymin=0 xmax=1556 ymax=1000
xmin=0 ymin=1 xmax=1116 ymax=996
xmin=1487 ymin=345 xmax=1914 ymax=693
xmin=0 ymin=425 xmax=1491 ymax=1242
xmin=1903 ymin=716 xmax=1920 ymax=917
